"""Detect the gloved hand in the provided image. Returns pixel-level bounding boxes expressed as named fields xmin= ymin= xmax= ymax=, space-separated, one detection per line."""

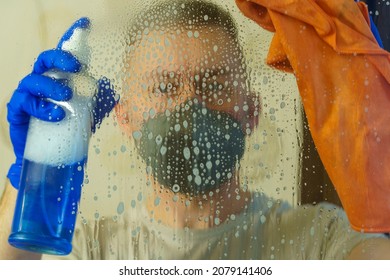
xmin=7 ymin=17 xmax=118 ymax=189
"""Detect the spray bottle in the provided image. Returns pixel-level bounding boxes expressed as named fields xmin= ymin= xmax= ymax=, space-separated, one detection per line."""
xmin=8 ymin=21 xmax=96 ymax=255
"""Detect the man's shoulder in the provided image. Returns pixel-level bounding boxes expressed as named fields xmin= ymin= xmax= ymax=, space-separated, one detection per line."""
xmin=249 ymin=192 xmax=292 ymax=214
xmin=249 ymin=192 xmax=347 ymax=228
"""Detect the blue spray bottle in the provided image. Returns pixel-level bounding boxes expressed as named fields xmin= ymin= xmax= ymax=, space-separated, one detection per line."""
xmin=8 ymin=19 xmax=96 ymax=255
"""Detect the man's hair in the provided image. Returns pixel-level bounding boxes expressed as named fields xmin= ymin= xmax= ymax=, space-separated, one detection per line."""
xmin=125 ymin=0 xmax=239 ymax=45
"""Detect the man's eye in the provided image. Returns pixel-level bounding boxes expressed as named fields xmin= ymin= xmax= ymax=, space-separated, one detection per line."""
xmin=154 ymin=82 xmax=174 ymax=95
xmin=204 ymin=81 xmax=224 ymax=92
xmin=209 ymin=82 xmax=223 ymax=91
xmin=160 ymin=82 xmax=174 ymax=92
xmin=159 ymin=82 xmax=167 ymax=92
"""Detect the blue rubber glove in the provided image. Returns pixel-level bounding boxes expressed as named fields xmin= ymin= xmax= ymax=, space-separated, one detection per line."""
xmin=7 ymin=17 xmax=118 ymax=189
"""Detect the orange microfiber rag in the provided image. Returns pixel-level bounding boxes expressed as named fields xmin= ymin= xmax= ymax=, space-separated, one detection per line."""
xmin=236 ymin=0 xmax=390 ymax=232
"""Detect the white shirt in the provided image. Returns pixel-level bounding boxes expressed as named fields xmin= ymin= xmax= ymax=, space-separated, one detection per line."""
xmin=43 ymin=193 xmax=382 ymax=260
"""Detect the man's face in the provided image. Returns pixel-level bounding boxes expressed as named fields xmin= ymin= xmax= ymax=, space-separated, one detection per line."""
xmin=116 ymin=25 xmax=258 ymax=135
xmin=115 ymin=24 xmax=259 ymax=195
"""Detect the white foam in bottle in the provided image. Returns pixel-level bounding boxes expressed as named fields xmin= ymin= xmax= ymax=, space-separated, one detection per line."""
xmin=24 ymin=28 xmax=96 ymax=166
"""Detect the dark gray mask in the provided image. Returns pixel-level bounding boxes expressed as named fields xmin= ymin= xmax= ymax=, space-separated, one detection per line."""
xmin=136 ymin=100 xmax=245 ymax=196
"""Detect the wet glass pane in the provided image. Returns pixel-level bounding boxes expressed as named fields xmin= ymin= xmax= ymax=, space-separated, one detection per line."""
xmin=79 ymin=0 xmax=302 ymax=259
xmin=2 ymin=0 xmax=389 ymax=260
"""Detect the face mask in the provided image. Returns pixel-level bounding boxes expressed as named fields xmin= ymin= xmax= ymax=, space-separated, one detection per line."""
xmin=136 ymin=100 xmax=246 ymax=196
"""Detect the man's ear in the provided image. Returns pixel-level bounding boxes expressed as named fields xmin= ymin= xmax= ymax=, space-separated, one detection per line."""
xmin=244 ymin=91 xmax=261 ymax=134
xmin=115 ymin=101 xmax=133 ymax=136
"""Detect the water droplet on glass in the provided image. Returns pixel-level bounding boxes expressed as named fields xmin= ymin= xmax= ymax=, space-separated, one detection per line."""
xmin=132 ymin=130 xmax=142 ymax=140
xmin=172 ymin=184 xmax=180 ymax=193
xmin=160 ymin=145 xmax=167 ymax=155
xmin=117 ymin=202 xmax=125 ymax=215
xmin=183 ymin=147 xmax=191 ymax=160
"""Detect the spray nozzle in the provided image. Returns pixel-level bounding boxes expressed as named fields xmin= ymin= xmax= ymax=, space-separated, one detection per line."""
xmin=58 ymin=17 xmax=91 ymax=66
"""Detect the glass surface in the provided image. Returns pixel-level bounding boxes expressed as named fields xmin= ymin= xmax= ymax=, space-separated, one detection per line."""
xmin=81 ymin=0 xmax=304 ymax=259
xmin=2 ymin=0 xmax=388 ymax=260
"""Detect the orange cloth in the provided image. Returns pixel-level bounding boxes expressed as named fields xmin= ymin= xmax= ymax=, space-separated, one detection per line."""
xmin=235 ymin=0 xmax=390 ymax=232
